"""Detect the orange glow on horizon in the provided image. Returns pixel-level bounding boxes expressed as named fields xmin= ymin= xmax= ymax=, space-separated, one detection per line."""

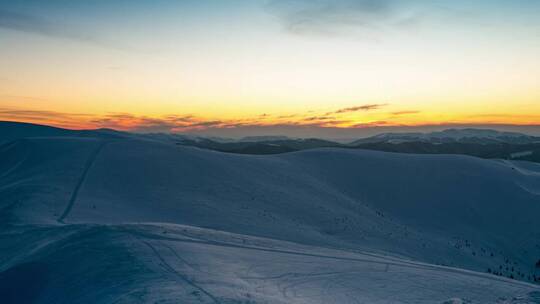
xmin=1 ymin=103 xmax=539 ymax=134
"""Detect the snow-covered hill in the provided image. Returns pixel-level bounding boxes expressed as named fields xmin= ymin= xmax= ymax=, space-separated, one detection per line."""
xmin=1 ymin=122 xmax=540 ymax=303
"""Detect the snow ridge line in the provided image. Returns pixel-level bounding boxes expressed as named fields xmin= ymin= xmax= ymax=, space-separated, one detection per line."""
xmin=57 ymin=140 xmax=108 ymax=223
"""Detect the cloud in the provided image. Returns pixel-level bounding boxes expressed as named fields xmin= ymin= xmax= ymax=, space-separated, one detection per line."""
xmin=0 ymin=108 xmax=93 ymax=129
xmin=88 ymin=113 xmax=222 ymax=133
xmin=0 ymin=106 xmax=372 ymax=133
xmin=0 ymin=9 xmax=121 ymax=48
xmin=2 ymin=106 xmax=540 ymax=139
xmin=0 ymin=108 xmax=90 ymax=120
xmin=265 ymin=0 xmax=420 ymax=37
xmin=391 ymin=110 xmax=420 ymax=116
xmin=333 ymin=103 xmax=388 ymax=114
xmin=303 ymin=115 xmax=335 ymax=121
xmin=277 ymin=114 xmax=298 ymax=119
xmin=0 ymin=103 xmax=393 ymax=133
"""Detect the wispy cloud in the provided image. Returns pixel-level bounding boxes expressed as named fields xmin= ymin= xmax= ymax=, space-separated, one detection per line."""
xmin=0 ymin=102 xmax=393 ymax=132
xmin=89 ymin=113 xmax=226 ymax=133
xmin=0 ymin=108 xmax=93 ymax=129
xmin=277 ymin=114 xmax=298 ymax=119
xmin=265 ymin=0 xmax=420 ymax=37
xmin=0 ymin=106 xmax=381 ymax=133
xmin=332 ymin=103 xmax=388 ymax=114
xmin=0 ymin=9 xmax=122 ymax=48
xmin=2 ymin=106 xmax=540 ymax=138
xmin=303 ymin=115 xmax=335 ymax=121
xmin=391 ymin=110 xmax=420 ymax=116
xmin=5 ymin=102 xmax=539 ymax=137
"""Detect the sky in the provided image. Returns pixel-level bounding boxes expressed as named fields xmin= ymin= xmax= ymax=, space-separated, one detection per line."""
xmin=1 ymin=0 xmax=540 ymax=138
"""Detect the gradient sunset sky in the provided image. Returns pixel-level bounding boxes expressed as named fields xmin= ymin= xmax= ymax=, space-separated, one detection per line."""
xmin=1 ymin=0 xmax=539 ymax=137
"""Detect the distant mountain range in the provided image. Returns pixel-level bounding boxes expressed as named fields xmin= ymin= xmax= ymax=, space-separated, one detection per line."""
xmin=163 ymin=128 xmax=540 ymax=163
xmin=352 ymin=128 xmax=540 ymax=145
xmin=2 ymin=121 xmax=539 ymax=162
xmin=174 ymin=137 xmax=339 ymax=154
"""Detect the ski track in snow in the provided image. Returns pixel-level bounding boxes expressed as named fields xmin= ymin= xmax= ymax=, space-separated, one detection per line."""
xmin=57 ymin=140 xmax=108 ymax=223
xmin=140 ymin=239 xmax=222 ymax=304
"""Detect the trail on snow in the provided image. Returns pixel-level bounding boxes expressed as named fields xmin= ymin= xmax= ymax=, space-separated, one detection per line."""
xmin=57 ymin=141 xmax=108 ymax=223
xmin=141 ymin=240 xmax=222 ymax=304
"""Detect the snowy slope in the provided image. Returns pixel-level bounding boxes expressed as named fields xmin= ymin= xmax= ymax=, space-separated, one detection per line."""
xmin=1 ymin=122 xmax=540 ymax=303
xmin=2 ymin=223 xmax=539 ymax=304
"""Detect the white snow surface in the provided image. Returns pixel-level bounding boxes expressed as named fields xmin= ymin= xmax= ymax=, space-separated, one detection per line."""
xmin=1 ymin=122 xmax=540 ymax=303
